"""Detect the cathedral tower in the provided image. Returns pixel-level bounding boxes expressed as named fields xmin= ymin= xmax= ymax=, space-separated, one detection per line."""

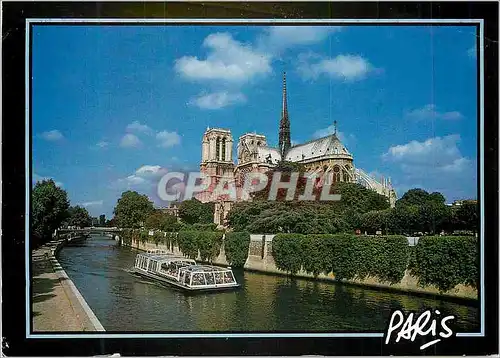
xmin=198 ymin=128 xmax=235 ymax=204
xmin=278 ymin=72 xmax=291 ymax=157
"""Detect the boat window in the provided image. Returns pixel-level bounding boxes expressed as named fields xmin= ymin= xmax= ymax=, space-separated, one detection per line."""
xmin=184 ymin=272 xmax=191 ymax=285
xmin=223 ymin=272 xmax=235 ymax=283
xmin=191 ymin=273 xmax=206 ymax=286
xmin=161 ymin=263 xmax=175 ymax=276
xmin=204 ymin=272 xmax=215 ymax=285
xmin=214 ymin=272 xmax=224 ymax=284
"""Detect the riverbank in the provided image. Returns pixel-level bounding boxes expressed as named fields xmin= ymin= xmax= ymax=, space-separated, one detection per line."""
xmin=127 ymin=236 xmax=478 ymax=302
xmin=31 ymin=238 xmax=105 ymax=332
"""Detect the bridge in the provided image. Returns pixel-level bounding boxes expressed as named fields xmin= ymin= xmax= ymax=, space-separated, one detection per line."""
xmin=58 ymin=227 xmax=122 ymax=234
xmin=56 ymin=227 xmax=123 ymax=243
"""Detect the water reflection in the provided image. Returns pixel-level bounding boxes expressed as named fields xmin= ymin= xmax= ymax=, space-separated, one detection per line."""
xmin=57 ymin=237 xmax=479 ymax=332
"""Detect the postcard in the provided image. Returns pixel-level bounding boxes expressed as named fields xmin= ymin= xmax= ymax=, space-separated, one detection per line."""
xmin=1 ymin=1 xmax=498 ymax=356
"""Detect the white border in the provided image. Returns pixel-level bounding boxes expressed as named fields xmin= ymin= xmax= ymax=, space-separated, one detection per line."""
xmin=25 ymin=18 xmax=485 ymax=339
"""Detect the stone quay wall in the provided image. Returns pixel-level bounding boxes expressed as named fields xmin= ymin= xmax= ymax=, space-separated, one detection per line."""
xmin=127 ymin=234 xmax=478 ymax=301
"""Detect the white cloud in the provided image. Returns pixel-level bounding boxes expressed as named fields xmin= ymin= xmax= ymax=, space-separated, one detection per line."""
xmin=81 ymin=200 xmax=104 ymax=207
xmin=382 ymin=136 xmax=476 ymax=202
xmin=135 ymin=165 xmax=169 ymax=179
xmin=32 ymin=172 xmax=63 ymax=187
xmin=406 ymin=104 xmax=463 ymax=121
xmin=125 ymin=175 xmax=147 ymax=185
xmin=297 ymin=53 xmax=374 ymax=81
xmin=383 ymin=135 xmax=472 ymax=174
xmin=126 ymin=121 xmax=153 ymax=134
xmin=259 ymin=26 xmax=341 ymax=53
xmin=174 ymin=32 xmax=272 ymax=83
xmin=120 ymin=133 xmax=142 ymax=148
xmin=468 ymin=46 xmax=476 ymax=58
xmin=96 ymin=141 xmax=109 ymax=148
xmin=40 ymin=130 xmax=64 ymax=141
xmin=189 ymin=91 xmax=246 ymax=110
xmin=112 ymin=165 xmax=170 ymax=195
xmin=156 ymin=131 xmax=181 ymax=148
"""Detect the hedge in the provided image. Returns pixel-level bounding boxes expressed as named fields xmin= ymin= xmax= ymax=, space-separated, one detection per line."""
xmin=273 ymin=234 xmax=410 ymax=284
xmin=409 ymin=236 xmax=478 ymax=292
xmin=177 ymin=231 xmax=223 ymax=262
xmin=224 ymin=232 xmax=251 ymax=268
xmin=272 ymin=233 xmax=305 ymax=274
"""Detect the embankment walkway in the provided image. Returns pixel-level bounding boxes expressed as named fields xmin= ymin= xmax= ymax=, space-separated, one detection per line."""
xmin=31 ymin=239 xmax=105 ymax=332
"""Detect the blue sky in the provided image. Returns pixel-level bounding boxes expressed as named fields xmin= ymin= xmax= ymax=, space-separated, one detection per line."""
xmin=32 ymin=25 xmax=478 ymax=218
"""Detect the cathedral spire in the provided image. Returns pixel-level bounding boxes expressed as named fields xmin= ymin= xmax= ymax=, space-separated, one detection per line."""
xmin=279 ymin=72 xmax=291 ymax=157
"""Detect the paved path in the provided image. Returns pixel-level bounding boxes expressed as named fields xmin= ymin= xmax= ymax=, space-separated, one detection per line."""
xmin=32 ymin=239 xmax=104 ymax=332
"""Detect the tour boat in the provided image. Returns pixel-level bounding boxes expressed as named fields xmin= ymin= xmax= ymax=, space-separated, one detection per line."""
xmin=131 ymin=251 xmax=240 ymax=292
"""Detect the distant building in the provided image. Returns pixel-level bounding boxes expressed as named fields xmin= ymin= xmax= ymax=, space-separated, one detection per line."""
xmin=451 ymin=199 xmax=478 ymax=207
xmin=91 ymin=217 xmax=99 ymax=226
xmin=160 ymin=203 xmax=180 ymax=218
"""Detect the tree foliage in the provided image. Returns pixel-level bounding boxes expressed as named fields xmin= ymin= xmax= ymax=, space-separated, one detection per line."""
xmin=32 ymin=179 xmax=70 ymax=245
xmin=409 ymin=236 xmax=478 ymax=292
xmin=360 ymin=209 xmax=391 ymax=234
xmin=144 ymin=209 xmax=179 ymax=232
xmin=177 ymin=231 xmax=223 ymax=261
xmin=453 ymin=201 xmax=479 ymax=234
xmin=227 ymin=182 xmax=390 ymax=234
xmin=67 ymin=205 xmax=92 ymax=228
xmin=393 ymin=189 xmax=452 ymax=235
xmin=224 ymin=232 xmax=251 ymax=268
xmin=178 ymin=199 xmax=215 ymax=225
xmin=113 ymin=191 xmax=155 ymax=228
xmin=272 ymin=234 xmax=410 ymax=284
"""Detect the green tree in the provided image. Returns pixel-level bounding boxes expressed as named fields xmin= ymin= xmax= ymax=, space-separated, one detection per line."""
xmin=178 ymin=199 xmax=214 ymax=225
xmin=334 ymin=182 xmax=390 ymax=213
xmin=393 ymin=188 xmax=451 ymax=234
xmin=418 ymin=201 xmax=451 ymax=234
xmin=341 ymin=207 xmax=363 ymax=232
xmin=454 ymin=201 xmax=478 ymax=234
xmin=145 ymin=210 xmax=179 ymax=232
xmin=105 ymin=217 xmax=117 ymax=227
xmin=389 ymin=204 xmax=420 ymax=235
xmin=99 ymin=214 xmax=106 ymax=226
xmin=32 ymin=179 xmax=70 ymax=245
xmin=67 ymin=206 xmax=92 ymax=228
xmin=396 ymin=188 xmax=432 ymax=207
xmin=113 ymin=191 xmax=155 ymax=228
xmin=361 ymin=209 xmax=391 ymax=234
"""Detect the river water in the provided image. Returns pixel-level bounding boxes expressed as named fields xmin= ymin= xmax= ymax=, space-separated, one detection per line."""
xmin=57 ymin=236 xmax=480 ymax=332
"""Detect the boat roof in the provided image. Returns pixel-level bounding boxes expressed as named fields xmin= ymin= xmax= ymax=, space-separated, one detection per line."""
xmin=180 ymin=265 xmax=232 ymax=273
xmin=137 ymin=252 xmax=195 ymax=263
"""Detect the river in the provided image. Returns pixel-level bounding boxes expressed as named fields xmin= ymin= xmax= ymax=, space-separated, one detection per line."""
xmin=57 ymin=236 xmax=480 ymax=332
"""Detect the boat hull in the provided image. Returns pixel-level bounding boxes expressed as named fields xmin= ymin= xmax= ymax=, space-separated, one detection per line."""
xmin=130 ymin=268 xmax=240 ymax=293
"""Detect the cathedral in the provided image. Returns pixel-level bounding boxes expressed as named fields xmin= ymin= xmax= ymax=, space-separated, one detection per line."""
xmin=196 ymin=73 xmax=397 ymax=225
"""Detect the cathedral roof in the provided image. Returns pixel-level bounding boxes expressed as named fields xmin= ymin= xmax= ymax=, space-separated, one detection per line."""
xmin=284 ymin=134 xmax=352 ymax=162
xmin=257 ymin=146 xmax=282 ymax=164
